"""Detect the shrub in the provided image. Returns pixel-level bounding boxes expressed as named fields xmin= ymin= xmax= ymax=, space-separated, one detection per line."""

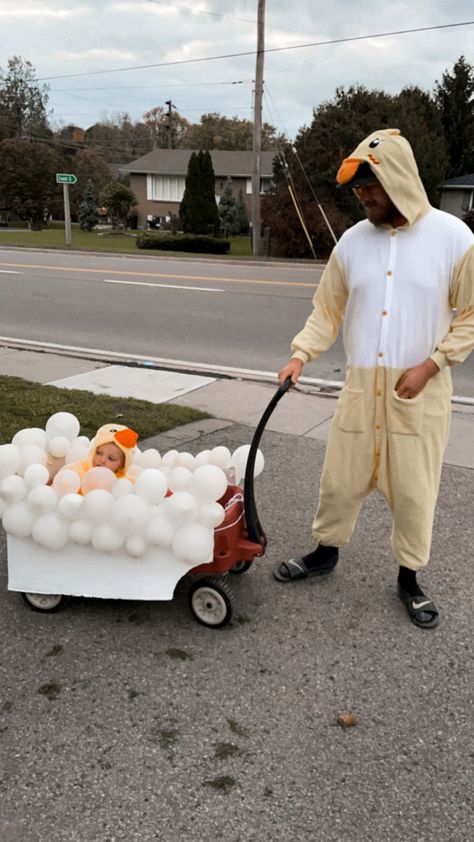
xmin=136 ymin=232 xmax=230 ymax=254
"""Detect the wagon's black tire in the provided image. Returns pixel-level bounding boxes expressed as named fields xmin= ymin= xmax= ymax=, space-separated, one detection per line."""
xmin=229 ymin=560 xmax=254 ymax=574
xmin=21 ymin=592 xmax=69 ymax=613
xmin=188 ymin=577 xmax=235 ymax=628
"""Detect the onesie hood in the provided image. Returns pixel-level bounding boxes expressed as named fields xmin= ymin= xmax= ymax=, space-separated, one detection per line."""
xmin=87 ymin=423 xmax=139 ymax=475
xmin=336 ymin=128 xmax=432 ymax=227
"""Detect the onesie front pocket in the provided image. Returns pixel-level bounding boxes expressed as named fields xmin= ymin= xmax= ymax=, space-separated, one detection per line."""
xmin=387 ymin=390 xmax=424 ymax=435
xmin=337 ymin=388 xmax=365 ymax=433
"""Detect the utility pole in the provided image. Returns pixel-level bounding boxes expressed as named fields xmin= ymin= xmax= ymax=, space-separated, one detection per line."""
xmin=251 ymin=0 xmax=265 ymax=257
xmin=165 ymin=99 xmax=173 ymax=149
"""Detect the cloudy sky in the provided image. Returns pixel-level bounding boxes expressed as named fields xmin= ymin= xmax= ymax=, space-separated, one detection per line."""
xmin=0 ymin=0 xmax=472 ymax=139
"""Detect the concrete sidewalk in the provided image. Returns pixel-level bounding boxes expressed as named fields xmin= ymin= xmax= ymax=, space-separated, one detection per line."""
xmin=0 ymin=345 xmax=473 ymax=469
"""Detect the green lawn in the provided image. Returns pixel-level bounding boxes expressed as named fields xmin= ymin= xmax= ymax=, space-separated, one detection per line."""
xmin=0 ymin=375 xmax=208 ymax=444
xmin=0 ymin=223 xmax=253 ymax=258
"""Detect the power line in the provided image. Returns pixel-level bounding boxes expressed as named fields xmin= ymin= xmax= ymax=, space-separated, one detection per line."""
xmin=35 ymin=21 xmax=474 ymax=82
xmin=147 ymin=0 xmax=256 ymax=24
xmin=50 ymin=80 xmax=252 ymax=93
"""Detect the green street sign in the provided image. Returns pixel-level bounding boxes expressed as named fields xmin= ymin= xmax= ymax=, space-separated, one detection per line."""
xmin=56 ymin=173 xmax=77 ymax=184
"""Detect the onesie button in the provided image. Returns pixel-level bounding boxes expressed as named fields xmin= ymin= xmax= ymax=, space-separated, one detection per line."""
xmin=377 ymin=390 xmax=382 ymax=396
xmin=387 ymin=271 xmax=393 ymax=277
xmin=375 ymin=425 xmax=381 ymax=431
xmin=378 ymin=352 xmax=384 ymax=358
xmin=382 ymin=310 xmax=388 ymax=316
xmin=390 ymin=231 xmax=397 ymax=237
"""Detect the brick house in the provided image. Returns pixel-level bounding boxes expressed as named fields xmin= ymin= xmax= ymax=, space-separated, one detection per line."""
xmin=438 ymin=174 xmax=474 ymax=219
xmin=122 ymin=148 xmax=276 ymax=229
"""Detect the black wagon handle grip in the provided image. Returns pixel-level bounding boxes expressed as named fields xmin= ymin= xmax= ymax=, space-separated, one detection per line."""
xmin=243 ymin=376 xmax=293 ymax=546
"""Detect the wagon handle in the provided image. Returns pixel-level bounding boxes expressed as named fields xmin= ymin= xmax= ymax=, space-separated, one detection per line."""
xmin=243 ymin=376 xmax=293 ymax=546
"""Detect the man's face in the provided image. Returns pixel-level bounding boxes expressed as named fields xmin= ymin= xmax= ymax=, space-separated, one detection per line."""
xmin=353 ymin=180 xmax=399 ymax=227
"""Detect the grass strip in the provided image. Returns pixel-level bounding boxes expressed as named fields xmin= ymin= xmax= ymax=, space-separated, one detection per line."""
xmin=0 ymin=374 xmax=208 ymax=444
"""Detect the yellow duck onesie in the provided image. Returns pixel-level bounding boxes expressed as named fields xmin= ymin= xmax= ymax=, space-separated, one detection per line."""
xmin=290 ymin=129 xmax=474 ymax=571
xmin=60 ymin=424 xmax=139 ymax=487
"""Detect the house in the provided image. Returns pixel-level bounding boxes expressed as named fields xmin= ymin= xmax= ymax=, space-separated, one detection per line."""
xmin=122 ymin=148 xmax=277 ymax=229
xmin=438 ymin=174 xmax=474 ymax=219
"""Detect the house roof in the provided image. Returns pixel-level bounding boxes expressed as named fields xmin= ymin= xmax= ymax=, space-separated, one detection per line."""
xmin=123 ymin=148 xmax=277 ymax=178
xmin=439 ymin=174 xmax=474 ymax=189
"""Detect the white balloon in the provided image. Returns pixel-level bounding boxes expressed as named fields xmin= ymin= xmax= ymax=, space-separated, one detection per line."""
xmin=57 ymin=493 xmax=83 ymax=521
xmin=197 ymin=501 xmax=226 ymax=529
xmin=161 ymin=449 xmax=179 ymax=467
xmin=45 ymin=412 xmax=80 ymax=442
xmin=172 ymin=524 xmax=214 ymax=565
xmin=158 ymin=464 xmax=171 ymax=481
xmin=0 ymin=498 xmax=7 ymax=517
xmin=175 ymin=451 xmax=195 ymax=471
xmin=91 ymin=523 xmax=124 ymax=553
xmin=194 ymin=450 xmax=211 ymax=468
xmin=126 ymin=534 xmax=146 ymax=557
xmin=166 ymin=491 xmax=198 ymax=525
xmin=65 ymin=442 xmax=89 ymax=463
xmin=28 ymin=485 xmax=58 ymax=514
xmin=145 ymin=512 xmax=175 ymax=546
xmin=74 ymin=436 xmax=90 ymax=448
xmin=32 ymin=512 xmax=69 ymax=551
xmin=168 ymin=466 xmax=191 ymax=493
xmin=0 ymin=475 xmax=27 ymax=503
xmin=2 ymin=501 xmax=35 ymax=537
xmin=135 ymin=469 xmax=168 ymax=504
xmin=140 ymin=448 xmax=161 ymax=469
xmin=132 ymin=447 xmax=142 ymax=465
xmin=53 ymin=469 xmax=81 ymax=497
xmin=81 ymin=466 xmax=117 ymax=494
xmin=0 ymin=444 xmax=21 ymax=479
xmin=18 ymin=445 xmax=47 ymax=475
xmin=189 ymin=465 xmax=227 ymax=503
xmin=110 ymin=494 xmax=150 ymax=535
xmin=127 ymin=464 xmax=142 ymax=479
xmin=232 ymin=445 xmax=264 ymax=483
xmin=48 ymin=436 xmax=71 ymax=458
xmin=69 ymin=518 xmax=93 ymax=545
xmin=12 ymin=427 xmax=48 ymax=449
xmin=24 ymin=464 xmax=50 ymax=489
xmin=112 ymin=477 xmax=134 ymax=498
xmin=82 ymin=489 xmax=114 ymax=522
xmin=210 ymin=446 xmax=232 ymax=469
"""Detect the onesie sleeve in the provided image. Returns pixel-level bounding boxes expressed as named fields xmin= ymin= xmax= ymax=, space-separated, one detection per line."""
xmin=431 ymin=244 xmax=474 ymax=369
xmin=290 ymin=249 xmax=348 ymax=364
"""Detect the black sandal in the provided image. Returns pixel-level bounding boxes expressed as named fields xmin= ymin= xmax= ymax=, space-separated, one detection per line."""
xmin=398 ymin=585 xmax=440 ymax=629
xmin=273 ymin=554 xmax=338 ymax=582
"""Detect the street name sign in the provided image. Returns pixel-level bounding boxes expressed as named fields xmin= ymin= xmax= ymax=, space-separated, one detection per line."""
xmin=56 ymin=173 xmax=77 ymax=184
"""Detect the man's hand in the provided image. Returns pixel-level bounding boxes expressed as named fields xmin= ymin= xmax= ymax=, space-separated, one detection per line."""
xmin=396 ymin=358 xmax=440 ymax=398
xmin=278 ymin=358 xmax=304 ymax=385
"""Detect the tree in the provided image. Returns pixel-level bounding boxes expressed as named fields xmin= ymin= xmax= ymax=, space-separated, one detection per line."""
xmin=99 ymin=180 xmax=137 ymax=229
xmin=237 ymin=189 xmax=249 ymax=234
xmin=77 ymin=180 xmax=99 ymax=231
xmin=435 ymin=56 xmax=474 ymax=176
xmin=0 ymin=56 xmax=51 ymax=141
xmin=85 ymin=113 xmax=153 ymax=162
xmin=181 ymin=113 xmax=282 ymax=150
xmin=69 ymin=148 xmax=113 ymax=215
xmin=218 ymin=179 xmax=240 ymax=236
xmin=0 ymin=138 xmax=63 ymax=229
xmin=179 ymin=150 xmax=220 ymax=235
xmin=143 ymin=106 xmax=190 ymax=148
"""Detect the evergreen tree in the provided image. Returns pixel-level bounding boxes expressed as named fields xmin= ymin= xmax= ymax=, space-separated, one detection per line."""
xmin=237 ymin=189 xmax=249 ymax=234
xmin=179 ymin=150 xmax=220 ymax=235
xmin=99 ymin=180 xmax=137 ymax=229
xmin=77 ymin=180 xmax=99 ymax=231
xmin=0 ymin=56 xmax=51 ymax=141
xmin=434 ymin=56 xmax=474 ymax=176
xmin=218 ymin=179 xmax=240 ymax=236
xmin=0 ymin=138 xmax=62 ymax=229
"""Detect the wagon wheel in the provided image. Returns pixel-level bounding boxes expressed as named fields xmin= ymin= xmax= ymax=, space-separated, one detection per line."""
xmin=188 ymin=577 xmax=235 ymax=628
xmin=229 ymin=559 xmax=254 ymax=574
xmin=22 ymin=592 xmax=68 ymax=613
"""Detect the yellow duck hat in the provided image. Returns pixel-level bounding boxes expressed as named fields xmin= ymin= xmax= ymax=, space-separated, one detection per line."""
xmin=89 ymin=423 xmax=139 ymax=473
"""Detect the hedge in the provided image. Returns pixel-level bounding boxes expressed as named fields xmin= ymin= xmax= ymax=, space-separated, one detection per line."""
xmin=136 ymin=232 xmax=231 ymax=254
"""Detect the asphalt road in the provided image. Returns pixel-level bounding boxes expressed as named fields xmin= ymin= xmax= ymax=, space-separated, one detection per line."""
xmin=1 ymin=421 xmax=473 ymax=842
xmin=0 ymin=248 xmax=473 ymax=396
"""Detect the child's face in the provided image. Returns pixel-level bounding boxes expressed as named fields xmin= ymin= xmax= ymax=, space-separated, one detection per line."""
xmin=93 ymin=442 xmax=125 ymax=473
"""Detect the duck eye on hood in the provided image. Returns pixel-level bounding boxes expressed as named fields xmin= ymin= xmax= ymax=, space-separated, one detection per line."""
xmin=369 ymin=138 xmax=381 ymax=148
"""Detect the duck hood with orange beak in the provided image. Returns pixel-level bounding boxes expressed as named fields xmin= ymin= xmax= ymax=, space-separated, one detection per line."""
xmin=87 ymin=424 xmax=139 ymax=476
xmin=336 ymin=128 xmax=431 ymax=227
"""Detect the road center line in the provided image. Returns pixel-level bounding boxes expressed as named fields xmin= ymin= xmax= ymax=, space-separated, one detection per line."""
xmin=0 ymin=269 xmax=22 ymax=274
xmin=103 ymin=279 xmax=224 ymax=293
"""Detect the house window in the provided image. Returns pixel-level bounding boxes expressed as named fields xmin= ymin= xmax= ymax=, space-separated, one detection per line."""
xmin=246 ymin=177 xmax=273 ymax=194
xmin=147 ymin=175 xmax=186 ymax=202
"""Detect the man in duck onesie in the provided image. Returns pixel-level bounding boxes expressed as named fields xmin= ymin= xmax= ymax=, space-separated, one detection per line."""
xmin=61 ymin=423 xmax=139 ymax=485
xmin=274 ymin=128 xmax=474 ymax=629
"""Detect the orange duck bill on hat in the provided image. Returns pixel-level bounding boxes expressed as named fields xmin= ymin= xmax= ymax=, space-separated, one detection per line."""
xmin=336 ymin=159 xmax=377 ymax=188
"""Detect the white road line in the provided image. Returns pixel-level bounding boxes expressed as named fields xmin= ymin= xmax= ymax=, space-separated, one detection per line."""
xmin=0 ymin=269 xmax=22 ymax=274
xmin=103 ymin=279 xmax=224 ymax=293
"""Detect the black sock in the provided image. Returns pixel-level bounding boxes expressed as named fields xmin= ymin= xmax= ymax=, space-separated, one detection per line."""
xmin=302 ymin=544 xmax=338 ymax=571
xmin=398 ymin=566 xmax=424 ymax=597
